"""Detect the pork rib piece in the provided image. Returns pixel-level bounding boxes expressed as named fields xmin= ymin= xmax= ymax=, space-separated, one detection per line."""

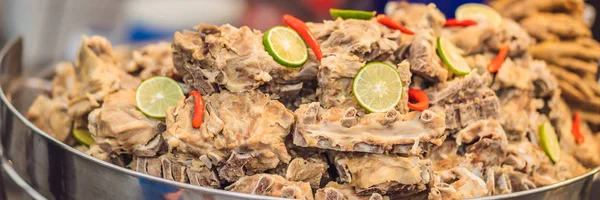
xmin=163 ymin=90 xmax=295 ymax=182
xmin=334 ymin=154 xmax=432 ymax=197
xmin=293 ymin=102 xmax=446 ymax=156
xmin=426 ymin=73 xmax=500 ymax=132
xmin=130 ymin=153 xmax=221 ymax=188
xmin=225 ymin=174 xmax=314 ymax=200
xmin=124 ymin=42 xmax=179 ymax=80
xmin=408 ymin=4 xmax=448 ymax=83
xmin=315 ymin=182 xmax=388 ymax=200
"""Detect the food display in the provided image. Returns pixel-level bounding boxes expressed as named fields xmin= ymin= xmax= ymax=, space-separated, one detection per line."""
xmin=491 ymin=0 xmax=600 ymax=132
xmin=24 ymin=1 xmax=600 ymax=199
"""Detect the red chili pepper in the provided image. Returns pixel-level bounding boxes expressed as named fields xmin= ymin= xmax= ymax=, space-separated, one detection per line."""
xmin=189 ymin=90 xmax=205 ymax=129
xmin=283 ymin=14 xmax=323 ymax=62
xmin=487 ymin=44 xmax=510 ymax=73
xmin=572 ymin=112 xmax=584 ymax=144
xmin=376 ymin=14 xmax=414 ymax=35
xmin=444 ymin=18 xmax=477 ymax=27
xmin=408 ymin=89 xmax=429 ymax=111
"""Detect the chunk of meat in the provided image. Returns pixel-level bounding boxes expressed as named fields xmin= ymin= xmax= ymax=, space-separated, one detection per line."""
xmin=334 ymin=154 xmax=432 ymax=196
xmin=87 ymin=90 xmax=159 ymax=154
xmin=307 ymin=18 xmax=400 ymax=62
xmin=27 ymin=95 xmax=72 ymax=142
xmin=490 ymin=0 xmax=585 ymax=21
xmin=164 ymin=90 xmax=295 ymax=181
xmin=519 ymin=13 xmax=590 ymax=41
xmin=316 ymin=54 xmax=364 ymax=109
xmin=285 ymin=157 xmax=329 ymax=189
xmin=447 ymin=24 xmax=496 ymax=56
xmin=293 ymin=103 xmax=446 ymax=156
xmin=457 ymin=120 xmax=509 ymax=166
xmin=225 ymin=174 xmax=314 ymax=200
xmin=532 ymin=152 xmax=586 ymax=187
xmin=51 ymin=62 xmax=79 ymax=99
xmin=172 ymin=24 xmax=281 ymax=94
xmin=384 ymin=1 xmax=429 ymax=29
xmin=124 ymin=42 xmax=179 ymax=80
xmin=316 ymin=182 xmax=389 ymax=200
xmin=68 ymin=35 xmax=141 ymax=122
xmin=502 ymin=141 xmax=549 ymax=173
xmin=426 ymin=73 xmax=499 ymax=132
xmin=408 ymin=5 xmax=448 ymax=82
xmin=485 ymin=19 xmax=533 ymax=57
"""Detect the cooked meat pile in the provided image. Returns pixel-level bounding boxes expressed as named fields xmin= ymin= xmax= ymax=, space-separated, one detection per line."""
xmin=490 ymin=0 xmax=600 ymax=133
xmin=27 ymin=2 xmax=600 ymax=200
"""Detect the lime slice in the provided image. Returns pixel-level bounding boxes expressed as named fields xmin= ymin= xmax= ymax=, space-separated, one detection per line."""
xmin=263 ymin=26 xmax=308 ymax=68
xmin=73 ymin=128 xmax=95 ymax=146
xmin=456 ymin=3 xmax=502 ymax=28
xmin=353 ymin=62 xmax=403 ymax=113
xmin=330 ymin=9 xmax=375 ymax=20
xmin=135 ymin=76 xmax=184 ymax=118
xmin=539 ymin=122 xmax=561 ymax=163
xmin=437 ymin=37 xmax=471 ymax=76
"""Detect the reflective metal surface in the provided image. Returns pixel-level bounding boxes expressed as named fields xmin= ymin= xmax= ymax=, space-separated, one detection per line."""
xmin=0 ymin=36 xmax=599 ymax=200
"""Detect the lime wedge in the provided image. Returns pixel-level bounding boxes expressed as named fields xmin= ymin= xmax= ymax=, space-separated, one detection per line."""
xmin=263 ymin=26 xmax=308 ymax=68
xmin=539 ymin=122 xmax=561 ymax=163
xmin=437 ymin=37 xmax=471 ymax=76
xmin=73 ymin=128 xmax=95 ymax=146
xmin=456 ymin=3 xmax=502 ymax=28
xmin=135 ymin=76 xmax=184 ymax=118
xmin=330 ymin=9 xmax=375 ymax=20
xmin=353 ymin=62 xmax=403 ymax=113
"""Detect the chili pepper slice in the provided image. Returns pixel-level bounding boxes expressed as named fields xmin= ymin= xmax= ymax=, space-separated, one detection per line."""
xmin=444 ymin=18 xmax=477 ymax=27
xmin=376 ymin=14 xmax=414 ymax=35
xmin=487 ymin=44 xmax=509 ymax=73
xmin=190 ymin=90 xmax=205 ymax=129
xmin=283 ymin=14 xmax=323 ymax=62
xmin=572 ymin=112 xmax=584 ymax=144
xmin=408 ymin=88 xmax=429 ymax=111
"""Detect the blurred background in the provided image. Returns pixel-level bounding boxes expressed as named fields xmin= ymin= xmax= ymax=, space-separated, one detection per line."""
xmin=0 ymin=0 xmax=597 ymax=75
xmin=1 ymin=0 xmax=599 ymax=199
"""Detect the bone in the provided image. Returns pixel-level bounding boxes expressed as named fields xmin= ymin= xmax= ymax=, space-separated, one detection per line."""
xmin=341 ymin=107 xmax=358 ymax=128
xmin=280 ymin=186 xmax=300 ymax=199
xmin=304 ymin=102 xmax=320 ymax=124
xmin=496 ymin=173 xmax=512 ymax=194
xmin=133 ymin=132 xmax=166 ymax=157
xmin=161 ymin=157 xmax=174 ymax=181
xmin=199 ymin=155 xmax=213 ymax=169
xmin=252 ymin=175 xmax=274 ymax=195
xmin=380 ymin=109 xmax=399 ymax=126
xmin=369 ymin=193 xmax=383 ymax=200
xmin=218 ymin=151 xmax=252 ymax=182
xmin=322 ymin=188 xmax=346 ymax=200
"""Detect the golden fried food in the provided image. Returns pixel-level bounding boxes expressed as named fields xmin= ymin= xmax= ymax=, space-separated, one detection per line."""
xmin=530 ymin=41 xmax=600 ymax=74
xmin=520 ymin=13 xmax=590 ymax=41
xmin=548 ymin=65 xmax=595 ymax=98
xmin=490 ymin=0 xmax=585 ymax=21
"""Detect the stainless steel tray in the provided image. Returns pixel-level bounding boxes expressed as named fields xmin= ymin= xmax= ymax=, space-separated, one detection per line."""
xmin=1 ymin=36 xmax=599 ymax=200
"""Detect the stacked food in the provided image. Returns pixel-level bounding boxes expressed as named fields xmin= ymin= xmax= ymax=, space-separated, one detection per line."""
xmin=26 ymin=2 xmax=599 ymax=199
xmin=491 ymin=0 xmax=600 ymax=131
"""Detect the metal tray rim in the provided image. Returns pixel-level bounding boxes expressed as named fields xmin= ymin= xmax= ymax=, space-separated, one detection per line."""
xmin=1 ymin=36 xmax=598 ymax=200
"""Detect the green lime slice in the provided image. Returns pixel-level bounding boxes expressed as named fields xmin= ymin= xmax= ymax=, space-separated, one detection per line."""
xmin=353 ymin=62 xmax=403 ymax=113
xmin=456 ymin=3 xmax=502 ymax=28
xmin=330 ymin=9 xmax=375 ymax=20
xmin=135 ymin=76 xmax=184 ymax=118
xmin=437 ymin=37 xmax=471 ymax=76
xmin=73 ymin=128 xmax=95 ymax=146
xmin=539 ymin=122 xmax=561 ymax=163
xmin=263 ymin=26 xmax=308 ymax=68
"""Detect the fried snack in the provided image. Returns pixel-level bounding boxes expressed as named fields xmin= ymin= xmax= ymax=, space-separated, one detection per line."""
xmin=529 ymin=41 xmax=600 ymax=75
xmin=490 ymin=0 xmax=585 ymax=21
xmin=577 ymin=110 xmax=600 ymax=127
xmin=547 ymin=65 xmax=595 ymax=98
xmin=519 ymin=13 xmax=590 ymax=41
